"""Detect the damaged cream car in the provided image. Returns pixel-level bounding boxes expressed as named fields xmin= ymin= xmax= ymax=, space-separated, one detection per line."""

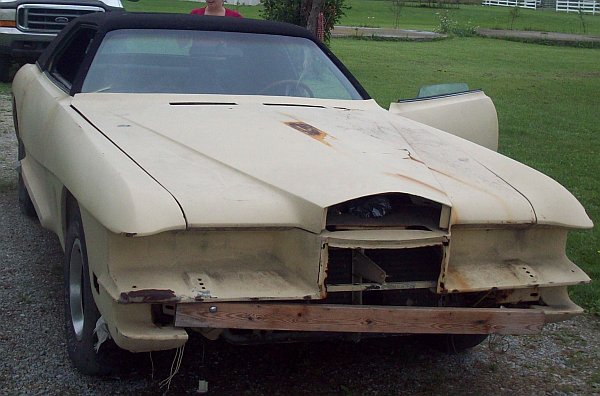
xmin=13 ymin=13 xmax=592 ymax=375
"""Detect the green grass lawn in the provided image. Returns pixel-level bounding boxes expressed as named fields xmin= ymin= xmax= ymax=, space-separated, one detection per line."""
xmin=125 ymin=0 xmax=600 ymax=35
xmin=341 ymin=0 xmax=600 ymax=35
xmin=331 ymin=36 xmax=599 ymax=313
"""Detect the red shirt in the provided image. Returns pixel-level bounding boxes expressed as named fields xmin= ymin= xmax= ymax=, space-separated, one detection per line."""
xmin=190 ymin=7 xmax=243 ymax=18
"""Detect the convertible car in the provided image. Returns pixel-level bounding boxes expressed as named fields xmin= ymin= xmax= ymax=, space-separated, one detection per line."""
xmin=12 ymin=13 xmax=592 ymax=375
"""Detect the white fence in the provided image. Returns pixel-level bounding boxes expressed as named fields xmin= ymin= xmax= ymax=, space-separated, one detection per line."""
xmin=556 ymin=0 xmax=599 ymax=14
xmin=482 ymin=0 xmax=539 ymax=9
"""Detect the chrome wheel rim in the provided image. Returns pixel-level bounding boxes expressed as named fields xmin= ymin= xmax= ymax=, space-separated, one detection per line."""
xmin=69 ymin=239 xmax=85 ymax=341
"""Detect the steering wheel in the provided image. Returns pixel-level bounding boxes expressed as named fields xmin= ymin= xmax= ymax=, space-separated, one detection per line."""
xmin=260 ymin=80 xmax=314 ymax=98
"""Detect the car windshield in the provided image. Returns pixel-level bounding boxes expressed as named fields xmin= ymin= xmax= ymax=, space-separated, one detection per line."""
xmin=81 ymin=29 xmax=363 ymax=100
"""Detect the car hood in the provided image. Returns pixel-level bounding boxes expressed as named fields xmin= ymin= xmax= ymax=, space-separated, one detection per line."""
xmin=72 ymin=94 xmax=591 ymax=233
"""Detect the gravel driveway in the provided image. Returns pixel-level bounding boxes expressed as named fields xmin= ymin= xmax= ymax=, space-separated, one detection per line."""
xmin=1 ymin=92 xmax=599 ymax=395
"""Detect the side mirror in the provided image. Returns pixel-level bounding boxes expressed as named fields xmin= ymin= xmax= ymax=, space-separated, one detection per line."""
xmin=417 ymin=83 xmax=469 ymax=98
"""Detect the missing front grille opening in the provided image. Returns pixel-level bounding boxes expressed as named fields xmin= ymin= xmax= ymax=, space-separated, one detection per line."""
xmin=326 ymin=193 xmax=443 ymax=231
xmin=327 ymin=246 xmax=443 ymax=285
xmin=324 ymin=246 xmax=444 ymax=307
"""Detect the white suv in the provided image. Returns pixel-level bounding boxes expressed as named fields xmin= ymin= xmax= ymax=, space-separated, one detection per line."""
xmin=0 ymin=0 xmax=123 ymax=82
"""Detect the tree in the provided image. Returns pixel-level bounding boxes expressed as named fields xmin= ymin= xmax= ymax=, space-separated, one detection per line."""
xmin=305 ymin=0 xmax=325 ymax=38
xmin=261 ymin=0 xmax=347 ymax=43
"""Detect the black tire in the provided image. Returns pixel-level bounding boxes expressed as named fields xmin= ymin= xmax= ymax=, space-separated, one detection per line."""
xmin=0 ymin=57 xmax=11 ymax=83
xmin=64 ymin=200 xmax=120 ymax=375
xmin=17 ymin=168 xmax=37 ymax=218
xmin=421 ymin=334 xmax=488 ymax=354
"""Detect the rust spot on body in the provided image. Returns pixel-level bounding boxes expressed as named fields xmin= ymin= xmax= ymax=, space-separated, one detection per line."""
xmin=444 ymin=267 xmax=471 ymax=291
xmin=119 ymin=289 xmax=179 ymax=304
xmin=285 ymin=121 xmax=331 ymax=146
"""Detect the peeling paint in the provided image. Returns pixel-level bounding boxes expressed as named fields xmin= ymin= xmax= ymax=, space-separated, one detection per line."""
xmin=285 ymin=121 xmax=331 ymax=146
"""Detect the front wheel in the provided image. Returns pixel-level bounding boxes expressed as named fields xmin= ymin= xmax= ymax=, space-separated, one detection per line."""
xmin=64 ymin=201 xmax=120 ymax=375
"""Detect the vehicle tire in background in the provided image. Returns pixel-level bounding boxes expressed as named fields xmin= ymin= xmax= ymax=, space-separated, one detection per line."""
xmin=64 ymin=200 xmax=120 ymax=375
xmin=421 ymin=334 xmax=489 ymax=354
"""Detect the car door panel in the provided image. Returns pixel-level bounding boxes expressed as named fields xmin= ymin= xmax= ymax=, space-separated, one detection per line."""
xmin=389 ymin=90 xmax=499 ymax=151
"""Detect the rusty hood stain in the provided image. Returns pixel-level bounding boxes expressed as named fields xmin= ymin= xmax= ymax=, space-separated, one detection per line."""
xmin=70 ymin=94 xmax=590 ymax=233
xmin=284 ymin=121 xmax=332 ymax=146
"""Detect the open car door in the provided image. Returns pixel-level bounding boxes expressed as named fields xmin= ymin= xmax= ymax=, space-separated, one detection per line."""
xmin=389 ymin=85 xmax=499 ymax=151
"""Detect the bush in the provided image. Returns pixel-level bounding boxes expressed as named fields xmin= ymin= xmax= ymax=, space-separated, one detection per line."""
xmin=435 ymin=10 xmax=478 ymax=36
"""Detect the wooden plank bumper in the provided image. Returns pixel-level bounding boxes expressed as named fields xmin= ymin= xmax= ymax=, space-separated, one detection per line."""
xmin=175 ymin=303 xmax=545 ymax=335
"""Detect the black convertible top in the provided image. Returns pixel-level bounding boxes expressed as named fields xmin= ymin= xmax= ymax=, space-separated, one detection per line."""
xmin=39 ymin=12 xmax=318 ymax=67
xmin=78 ymin=11 xmax=316 ymax=37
